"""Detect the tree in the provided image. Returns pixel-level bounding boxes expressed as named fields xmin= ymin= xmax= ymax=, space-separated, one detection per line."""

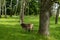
xmin=38 ymin=0 xmax=54 ymax=36
xmin=10 ymin=0 xmax=12 ymax=17
xmin=1 ymin=0 xmax=4 ymax=16
xmin=4 ymin=0 xmax=7 ymax=18
xmin=0 ymin=0 xmax=1 ymax=18
xmin=55 ymin=2 xmax=60 ymax=24
xmin=15 ymin=0 xmax=19 ymax=16
xmin=20 ymin=0 xmax=25 ymax=23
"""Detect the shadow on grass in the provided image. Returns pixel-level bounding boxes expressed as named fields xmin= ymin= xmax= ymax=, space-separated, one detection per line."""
xmin=0 ymin=24 xmax=48 ymax=40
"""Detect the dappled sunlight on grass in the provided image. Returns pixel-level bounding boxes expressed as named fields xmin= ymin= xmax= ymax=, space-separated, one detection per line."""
xmin=0 ymin=23 xmax=19 ymax=25
xmin=0 ymin=16 xmax=60 ymax=40
xmin=0 ymin=18 xmax=19 ymax=22
xmin=0 ymin=16 xmax=19 ymax=26
xmin=49 ymin=17 xmax=60 ymax=40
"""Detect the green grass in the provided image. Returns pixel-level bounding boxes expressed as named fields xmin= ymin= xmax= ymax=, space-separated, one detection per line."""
xmin=0 ymin=16 xmax=60 ymax=40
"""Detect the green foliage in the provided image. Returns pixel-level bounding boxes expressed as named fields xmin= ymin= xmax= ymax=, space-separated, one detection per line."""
xmin=0 ymin=16 xmax=60 ymax=40
xmin=25 ymin=0 xmax=39 ymax=15
xmin=6 ymin=0 xmax=39 ymax=15
xmin=58 ymin=0 xmax=60 ymax=3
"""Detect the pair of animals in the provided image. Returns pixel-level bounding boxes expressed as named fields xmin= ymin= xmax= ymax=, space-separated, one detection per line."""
xmin=21 ymin=23 xmax=33 ymax=32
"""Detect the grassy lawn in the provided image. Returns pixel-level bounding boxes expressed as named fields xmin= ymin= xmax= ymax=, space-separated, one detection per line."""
xmin=0 ymin=16 xmax=60 ymax=40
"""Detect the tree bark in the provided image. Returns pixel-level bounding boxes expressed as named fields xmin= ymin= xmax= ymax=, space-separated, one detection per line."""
xmin=10 ymin=0 xmax=12 ymax=17
xmin=39 ymin=11 xmax=50 ymax=35
xmin=15 ymin=0 xmax=19 ymax=16
xmin=55 ymin=6 xmax=60 ymax=24
xmin=38 ymin=0 xmax=53 ymax=36
xmin=20 ymin=0 xmax=25 ymax=23
xmin=4 ymin=0 xmax=7 ymax=18
xmin=0 ymin=0 xmax=1 ymax=18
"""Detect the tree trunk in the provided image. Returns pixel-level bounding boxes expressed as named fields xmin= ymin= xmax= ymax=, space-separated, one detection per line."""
xmin=55 ymin=6 xmax=60 ymax=24
xmin=15 ymin=0 xmax=19 ymax=16
xmin=4 ymin=0 xmax=7 ymax=18
xmin=0 ymin=0 xmax=1 ymax=18
xmin=10 ymin=0 xmax=12 ymax=17
xmin=38 ymin=11 xmax=50 ymax=35
xmin=20 ymin=0 xmax=25 ymax=23
xmin=38 ymin=0 xmax=53 ymax=36
xmin=24 ymin=0 xmax=29 ymax=15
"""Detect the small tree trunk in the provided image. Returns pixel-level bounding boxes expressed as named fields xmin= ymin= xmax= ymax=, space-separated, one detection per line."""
xmin=4 ymin=0 xmax=7 ymax=18
xmin=10 ymin=10 xmax=12 ymax=17
xmin=10 ymin=0 xmax=12 ymax=17
xmin=0 ymin=0 xmax=1 ymax=18
xmin=5 ymin=5 xmax=7 ymax=18
xmin=20 ymin=0 xmax=25 ymax=23
xmin=24 ymin=0 xmax=29 ymax=15
xmin=55 ymin=6 xmax=60 ymax=24
xmin=15 ymin=0 xmax=19 ymax=16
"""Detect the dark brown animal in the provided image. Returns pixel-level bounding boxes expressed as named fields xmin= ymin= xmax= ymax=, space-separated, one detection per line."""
xmin=21 ymin=23 xmax=33 ymax=32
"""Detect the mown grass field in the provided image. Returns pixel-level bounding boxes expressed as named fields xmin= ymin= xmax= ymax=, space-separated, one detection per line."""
xmin=0 ymin=16 xmax=60 ymax=40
